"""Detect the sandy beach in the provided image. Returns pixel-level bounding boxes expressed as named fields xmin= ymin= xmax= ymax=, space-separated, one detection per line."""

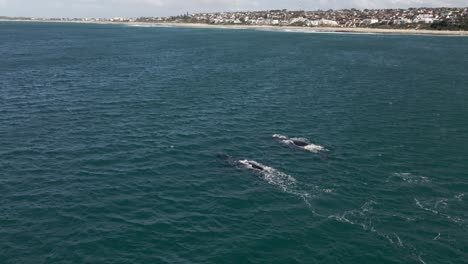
xmin=2 ymin=19 xmax=467 ymax=36
xmin=151 ymin=22 xmax=468 ymax=36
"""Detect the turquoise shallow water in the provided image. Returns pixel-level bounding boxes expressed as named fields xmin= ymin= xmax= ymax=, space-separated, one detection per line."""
xmin=1 ymin=22 xmax=467 ymax=264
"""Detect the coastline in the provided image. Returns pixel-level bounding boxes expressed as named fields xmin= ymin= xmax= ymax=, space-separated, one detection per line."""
xmin=151 ymin=22 xmax=468 ymax=36
xmin=1 ymin=19 xmax=467 ymax=36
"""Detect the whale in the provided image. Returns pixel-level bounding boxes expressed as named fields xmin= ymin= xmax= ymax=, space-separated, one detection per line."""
xmin=272 ymin=134 xmax=326 ymax=153
xmin=238 ymin=159 xmax=266 ymax=171
xmin=216 ymin=153 xmax=267 ymax=172
xmin=291 ymin=139 xmax=309 ymax=147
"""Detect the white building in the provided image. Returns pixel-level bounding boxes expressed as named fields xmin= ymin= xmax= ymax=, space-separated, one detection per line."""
xmin=309 ymin=19 xmax=339 ymax=26
xmin=413 ymin=14 xmax=434 ymax=23
xmin=362 ymin=19 xmax=379 ymax=25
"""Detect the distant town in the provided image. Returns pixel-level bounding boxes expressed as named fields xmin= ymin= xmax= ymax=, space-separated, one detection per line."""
xmin=2 ymin=7 xmax=467 ymax=31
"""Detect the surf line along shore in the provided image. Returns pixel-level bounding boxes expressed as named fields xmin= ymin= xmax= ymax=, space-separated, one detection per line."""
xmin=1 ymin=19 xmax=468 ymax=36
xmin=146 ymin=22 xmax=468 ymax=36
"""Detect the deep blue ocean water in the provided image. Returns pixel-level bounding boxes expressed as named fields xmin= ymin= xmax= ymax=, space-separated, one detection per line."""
xmin=1 ymin=22 xmax=467 ymax=264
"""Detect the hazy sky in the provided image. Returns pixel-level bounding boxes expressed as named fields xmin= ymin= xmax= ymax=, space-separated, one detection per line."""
xmin=1 ymin=0 xmax=467 ymax=18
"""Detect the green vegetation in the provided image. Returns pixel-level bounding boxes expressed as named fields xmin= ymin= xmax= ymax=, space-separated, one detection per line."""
xmin=430 ymin=19 xmax=468 ymax=31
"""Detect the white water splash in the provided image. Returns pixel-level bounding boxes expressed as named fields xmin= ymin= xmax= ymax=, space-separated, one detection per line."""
xmin=239 ymin=160 xmax=307 ymax=205
xmin=272 ymin=134 xmax=288 ymax=140
xmin=238 ymin=159 xmax=330 ymax=215
xmin=239 ymin=159 xmax=296 ymax=192
xmin=303 ymin=143 xmax=326 ymax=152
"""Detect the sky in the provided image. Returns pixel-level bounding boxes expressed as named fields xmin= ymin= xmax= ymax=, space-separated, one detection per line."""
xmin=1 ymin=0 xmax=467 ymax=18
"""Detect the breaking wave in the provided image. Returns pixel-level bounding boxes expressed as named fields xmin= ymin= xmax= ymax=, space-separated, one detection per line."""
xmin=126 ymin=24 xmax=174 ymax=28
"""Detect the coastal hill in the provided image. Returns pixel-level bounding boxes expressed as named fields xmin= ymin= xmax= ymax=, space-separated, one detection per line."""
xmin=2 ymin=7 xmax=467 ymax=31
xmin=147 ymin=8 xmax=468 ymax=31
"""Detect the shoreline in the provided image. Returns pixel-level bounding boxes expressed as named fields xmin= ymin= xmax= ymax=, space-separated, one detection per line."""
xmin=1 ymin=19 xmax=467 ymax=36
xmin=152 ymin=22 xmax=468 ymax=36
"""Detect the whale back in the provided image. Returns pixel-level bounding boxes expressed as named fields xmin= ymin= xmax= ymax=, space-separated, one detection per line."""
xmin=292 ymin=140 xmax=309 ymax=147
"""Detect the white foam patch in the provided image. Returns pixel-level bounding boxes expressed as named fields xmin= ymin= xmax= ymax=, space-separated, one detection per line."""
xmin=238 ymin=159 xmax=330 ymax=214
xmin=415 ymin=198 xmax=439 ymax=214
xmin=254 ymin=28 xmax=377 ymax=35
xmin=329 ymin=200 xmax=411 ymax=249
xmin=454 ymin=193 xmax=465 ymax=201
xmin=394 ymin=233 xmax=404 ymax=247
xmin=418 ymin=255 xmax=427 ymax=264
xmin=329 ymin=201 xmax=435 ymax=262
xmin=414 ymin=198 xmax=465 ymax=225
xmin=239 ymin=159 xmax=296 ymax=192
xmin=329 ymin=200 xmax=377 ymax=226
xmin=303 ymin=143 xmax=326 ymax=152
xmin=434 ymin=199 xmax=448 ymax=209
xmin=391 ymin=173 xmax=430 ymax=184
xmin=126 ymin=24 xmax=173 ymax=28
xmin=272 ymin=134 xmax=288 ymax=140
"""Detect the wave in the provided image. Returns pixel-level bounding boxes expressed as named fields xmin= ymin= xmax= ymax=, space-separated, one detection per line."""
xmin=125 ymin=24 xmax=173 ymax=28
xmin=254 ymin=28 xmax=378 ymax=35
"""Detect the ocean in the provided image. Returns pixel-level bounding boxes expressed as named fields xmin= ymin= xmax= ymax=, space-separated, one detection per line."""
xmin=1 ymin=22 xmax=467 ymax=264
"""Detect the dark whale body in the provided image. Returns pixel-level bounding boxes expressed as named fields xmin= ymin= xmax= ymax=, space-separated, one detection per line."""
xmin=217 ymin=154 xmax=266 ymax=171
xmin=249 ymin=162 xmax=265 ymax=171
xmin=239 ymin=160 xmax=267 ymax=172
xmin=292 ymin=140 xmax=309 ymax=147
